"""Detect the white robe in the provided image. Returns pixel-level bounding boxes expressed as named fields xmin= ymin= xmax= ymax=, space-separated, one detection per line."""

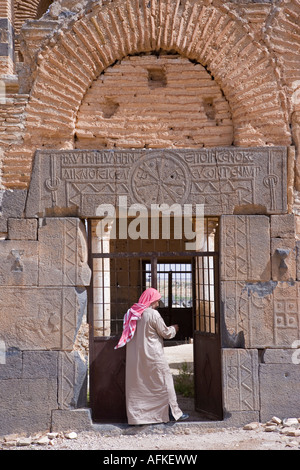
xmin=125 ymin=307 xmax=183 ymax=425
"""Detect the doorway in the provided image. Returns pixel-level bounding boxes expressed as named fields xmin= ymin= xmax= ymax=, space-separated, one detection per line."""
xmin=144 ymin=260 xmax=193 ymax=341
xmin=88 ymin=217 xmax=222 ymax=422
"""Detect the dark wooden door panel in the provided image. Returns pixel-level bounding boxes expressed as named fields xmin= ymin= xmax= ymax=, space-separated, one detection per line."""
xmin=90 ymin=336 xmax=127 ymax=423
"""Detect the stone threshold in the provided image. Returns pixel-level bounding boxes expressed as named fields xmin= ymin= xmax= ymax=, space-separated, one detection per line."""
xmin=51 ymin=408 xmax=259 ymax=436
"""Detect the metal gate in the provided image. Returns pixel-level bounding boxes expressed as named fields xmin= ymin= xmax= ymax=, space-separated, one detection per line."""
xmin=87 ymin=217 xmax=222 ymax=422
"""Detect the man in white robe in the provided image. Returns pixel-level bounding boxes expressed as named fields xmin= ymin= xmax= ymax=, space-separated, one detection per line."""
xmin=115 ymin=287 xmax=188 ymax=425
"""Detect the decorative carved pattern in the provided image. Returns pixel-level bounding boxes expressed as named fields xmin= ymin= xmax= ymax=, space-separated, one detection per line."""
xmin=26 ymin=147 xmax=288 ymax=218
xmin=58 ymin=352 xmax=76 ymax=410
xmin=222 ymin=280 xmax=300 ymax=349
xmin=38 ymin=218 xmax=90 ymax=287
xmin=273 ymin=282 xmax=300 ymax=347
xmin=220 ymin=215 xmax=270 ymax=282
xmin=222 ymin=349 xmax=259 ymax=412
xmin=129 ymin=152 xmax=191 ymax=205
xmin=62 ymin=288 xmax=77 ymax=351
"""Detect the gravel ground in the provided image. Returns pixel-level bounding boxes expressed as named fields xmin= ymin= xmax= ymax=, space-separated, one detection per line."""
xmin=3 ymin=422 xmax=300 ymax=451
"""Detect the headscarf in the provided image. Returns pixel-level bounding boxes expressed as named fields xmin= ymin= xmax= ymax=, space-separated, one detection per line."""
xmin=114 ymin=288 xmax=161 ymax=349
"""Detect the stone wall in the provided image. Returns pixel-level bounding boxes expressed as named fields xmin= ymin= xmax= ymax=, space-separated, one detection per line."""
xmin=0 ymin=216 xmax=91 ymax=435
xmin=220 ymin=213 xmax=300 ymax=422
xmin=0 ymin=0 xmax=300 ymax=435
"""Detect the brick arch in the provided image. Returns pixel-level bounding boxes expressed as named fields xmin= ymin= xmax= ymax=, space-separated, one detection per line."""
xmin=14 ymin=0 xmax=53 ymax=34
xmin=18 ymin=0 xmax=291 ymax=183
xmin=75 ymin=53 xmax=234 ymax=150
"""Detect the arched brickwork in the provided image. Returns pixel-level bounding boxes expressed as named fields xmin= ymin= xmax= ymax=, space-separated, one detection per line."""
xmin=264 ymin=0 xmax=300 ymax=97
xmin=14 ymin=0 xmax=53 ymax=37
xmin=3 ymin=0 xmax=293 ymax=188
xmin=75 ymin=54 xmax=234 ymax=149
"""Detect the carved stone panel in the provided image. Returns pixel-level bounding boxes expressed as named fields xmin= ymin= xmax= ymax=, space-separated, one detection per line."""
xmin=221 ymin=280 xmax=300 ymax=348
xmin=221 ymin=281 xmax=274 ymax=349
xmin=0 ymin=287 xmax=85 ymax=351
xmin=220 ymin=215 xmax=271 ymax=281
xmin=273 ymin=281 xmax=300 ymax=347
xmin=58 ymin=351 xmax=87 ymax=410
xmin=0 ymin=240 xmax=38 ymax=286
xmin=222 ymin=349 xmax=259 ymax=413
xmin=38 ymin=218 xmax=91 ymax=286
xmin=25 ymin=147 xmax=288 ymax=217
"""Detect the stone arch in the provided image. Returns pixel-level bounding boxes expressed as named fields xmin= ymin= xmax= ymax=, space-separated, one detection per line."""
xmin=6 ymin=0 xmax=292 ymax=187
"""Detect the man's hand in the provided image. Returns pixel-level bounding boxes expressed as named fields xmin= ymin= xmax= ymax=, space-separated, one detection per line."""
xmin=173 ymin=324 xmax=179 ymax=333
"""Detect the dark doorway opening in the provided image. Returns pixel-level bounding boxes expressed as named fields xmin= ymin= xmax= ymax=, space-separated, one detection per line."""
xmin=88 ymin=217 xmax=223 ymax=423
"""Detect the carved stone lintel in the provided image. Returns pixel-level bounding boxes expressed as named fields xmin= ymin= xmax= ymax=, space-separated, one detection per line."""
xmin=26 ymin=147 xmax=288 ymax=218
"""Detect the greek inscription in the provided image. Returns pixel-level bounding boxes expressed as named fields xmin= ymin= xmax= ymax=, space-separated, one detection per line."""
xmin=61 ymin=168 xmax=129 ymax=181
xmin=191 ymin=165 xmax=260 ymax=180
xmin=26 ymin=147 xmax=288 ymax=217
xmin=184 ymin=150 xmax=255 ymax=165
xmin=61 ymin=152 xmax=137 ymax=166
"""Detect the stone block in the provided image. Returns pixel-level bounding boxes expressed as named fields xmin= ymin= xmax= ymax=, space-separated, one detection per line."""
xmin=58 ymin=351 xmax=88 ymax=410
xmin=38 ymin=218 xmax=91 ymax=287
xmin=0 ymin=189 xmax=27 ymax=232
xmin=259 ymin=363 xmax=300 ymax=422
xmin=221 ymin=281 xmax=300 ymax=348
xmin=0 ymin=240 xmax=38 ymax=285
xmin=296 ymin=241 xmax=300 ymax=281
xmin=270 ymin=214 xmax=295 ymax=238
xmin=0 ymin=287 xmax=87 ymax=350
xmin=220 ymin=215 xmax=270 ymax=281
xmin=223 ymin=411 xmax=260 ymax=427
xmin=221 ymin=280 xmax=275 ymax=348
xmin=23 ymin=351 xmax=58 ymax=378
xmin=263 ymin=349 xmax=299 ymax=364
xmin=271 ymin=238 xmax=296 ymax=281
xmin=25 ymin=147 xmax=288 ymax=218
xmin=0 ymin=378 xmax=57 ymax=436
xmin=0 ymin=347 xmax=22 ymax=379
xmin=222 ymin=349 xmax=259 ymax=413
xmin=51 ymin=409 xmax=93 ymax=433
xmin=8 ymin=218 xmax=37 ymax=240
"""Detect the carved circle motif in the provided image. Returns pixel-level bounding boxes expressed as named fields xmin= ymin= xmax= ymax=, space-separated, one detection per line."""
xmin=129 ymin=152 xmax=191 ymax=206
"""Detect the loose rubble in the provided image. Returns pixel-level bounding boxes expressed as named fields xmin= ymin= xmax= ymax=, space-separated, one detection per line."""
xmin=1 ymin=417 xmax=300 ymax=450
xmin=243 ymin=416 xmax=300 ymax=449
xmin=0 ymin=431 xmax=78 ymax=449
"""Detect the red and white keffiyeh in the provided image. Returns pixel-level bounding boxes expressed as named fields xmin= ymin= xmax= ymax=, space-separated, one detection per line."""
xmin=115 ymin=288 xmax=161 ymax=349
